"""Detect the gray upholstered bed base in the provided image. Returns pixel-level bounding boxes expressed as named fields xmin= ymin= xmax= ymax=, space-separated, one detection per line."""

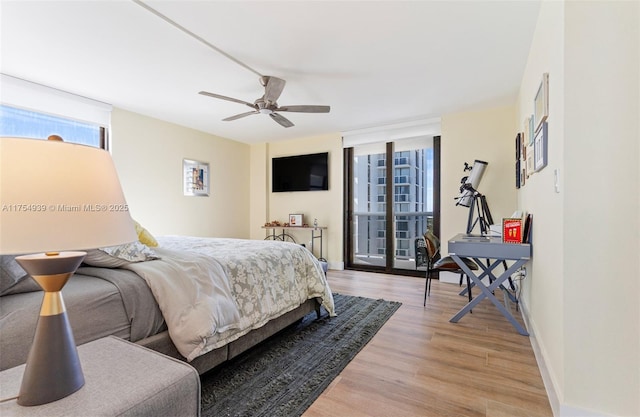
xmin=1 ymin=268 xmax=321 ymax=375
xmin=136 ymin=298 xmax=320 ymax=375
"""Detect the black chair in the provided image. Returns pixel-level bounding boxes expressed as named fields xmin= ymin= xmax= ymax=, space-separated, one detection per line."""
xmin=415 ymin=230 xmax=479 ymax=306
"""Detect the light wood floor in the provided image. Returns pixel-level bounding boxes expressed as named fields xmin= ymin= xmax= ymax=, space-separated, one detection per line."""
xmin=303 ymin=269 xmax=553 ymax=417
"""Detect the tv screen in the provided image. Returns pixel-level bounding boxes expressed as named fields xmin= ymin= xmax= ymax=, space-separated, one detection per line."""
xmin=272 ymin=152 xmax=329 ymax=192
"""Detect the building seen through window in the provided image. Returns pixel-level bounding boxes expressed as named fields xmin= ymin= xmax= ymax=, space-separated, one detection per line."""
xmin=351 ymin=141 xmax=435 ymax=270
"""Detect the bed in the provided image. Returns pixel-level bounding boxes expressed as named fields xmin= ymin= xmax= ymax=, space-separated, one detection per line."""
xmin=0 ymin=235 xmax=335 ymax=375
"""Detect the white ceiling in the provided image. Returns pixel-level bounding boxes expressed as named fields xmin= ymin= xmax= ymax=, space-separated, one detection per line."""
xmin=0 ymin=0 xmax=541 ymax=144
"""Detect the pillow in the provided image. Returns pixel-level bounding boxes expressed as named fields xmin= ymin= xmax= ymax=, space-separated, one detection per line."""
xmin=83 ymin=249 xmax=131 ymax=268
xmin=83 ymin=241 xmax=159 ymax=268
xmin=0 ymin=255 xmax=30 ymax=295
xmin=1 ymin=275 xmax=42 ymax=296
xmin=133 ymin=220 xmax=158 ymax=247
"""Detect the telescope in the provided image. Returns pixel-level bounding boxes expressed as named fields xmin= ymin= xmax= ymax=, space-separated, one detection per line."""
xmin=455 ymin=160 xmax=488 ymax=208
xmin=455 ymin=160 xmax=493 ymax=234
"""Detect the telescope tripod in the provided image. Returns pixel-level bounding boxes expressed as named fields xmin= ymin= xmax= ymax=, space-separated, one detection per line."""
xmin=463 ymin=192 xmax=518 ymax=300
xmin=466 ymin=192 xmax=493 ymax=235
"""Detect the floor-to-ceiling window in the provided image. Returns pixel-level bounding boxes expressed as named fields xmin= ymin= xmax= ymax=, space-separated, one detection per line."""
xmin=344 ymin=134 xmax=440 ymax=276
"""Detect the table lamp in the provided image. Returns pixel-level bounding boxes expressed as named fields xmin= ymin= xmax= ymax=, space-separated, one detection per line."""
xmin=0 ymin=136 xmax=137 ymax=406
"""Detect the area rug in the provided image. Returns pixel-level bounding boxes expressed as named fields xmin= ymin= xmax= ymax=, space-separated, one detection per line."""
xmin=200 ymin=293 xmax=402 ymax=417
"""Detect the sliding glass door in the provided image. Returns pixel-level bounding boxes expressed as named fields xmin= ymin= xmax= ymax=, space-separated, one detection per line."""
xmin=345 ymin=136 xmax=440 ymax=274
xmin=348 ymin=142 xmax=388 ymax=268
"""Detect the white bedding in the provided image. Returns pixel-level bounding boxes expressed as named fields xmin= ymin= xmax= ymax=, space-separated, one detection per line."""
xmin=127 ymin=236 xmax=335 ymax=361
xmin=123 ymin=248 xmax=242 ymax=361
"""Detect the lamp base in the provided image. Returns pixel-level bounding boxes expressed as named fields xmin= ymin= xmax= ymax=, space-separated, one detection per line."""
xmin=14 ymin=251 xmax=87 ymax=406
xmin=17 ymin=311 xmax=85 ymax=406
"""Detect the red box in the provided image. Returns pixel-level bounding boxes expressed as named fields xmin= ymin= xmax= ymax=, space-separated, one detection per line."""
xmin=502 ymin=218 xmax=523 ymax=244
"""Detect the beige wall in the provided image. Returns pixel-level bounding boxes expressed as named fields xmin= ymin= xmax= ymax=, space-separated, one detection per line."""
xmin=249 ymin=142 xmax=269 ymax=240
xmin=516 ymin=0 xmax=566 ymax=412
xmin=440 ymin=105 xmax=517 ymax=283
xmin=517 ymin=1 xmax=640 ymax=416
xmin=249 ymin=133 xmax=343 ymax=268
xmin=110 ymin=108 xmax=250 ymax=238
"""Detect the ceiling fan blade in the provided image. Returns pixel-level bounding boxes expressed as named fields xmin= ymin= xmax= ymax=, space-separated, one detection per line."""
xmin=269 ymin=112 xmax=294 ymax=128
xmin=276 ymin=105 xmax=330 ymax=113
xmin=223 ymin=111 xmax=259 ymax=121
xmin=263 ymin=76 xmax=286 ymax=104
xmin=199 ymin=91 xmax=256 ymax=109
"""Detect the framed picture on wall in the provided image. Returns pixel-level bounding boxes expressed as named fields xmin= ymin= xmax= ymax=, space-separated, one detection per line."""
xmin=289 ymin=214 xmax=303 ymax=227
xmin=529 ymin=115 xmax=535 ymax=145
xmin=534 ymin=73 xmax=549 ymax=133
xmin=183 ymin=159 xmax=210 ymax=196
xmin=526 ymin=146 xmax=534 ymax=178
xmin=534 ymin=121 xmax=548 ymax=172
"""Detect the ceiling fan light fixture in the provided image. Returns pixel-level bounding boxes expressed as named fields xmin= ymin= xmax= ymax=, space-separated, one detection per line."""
xmin=199 ymin=75 xmax=329 ymax=128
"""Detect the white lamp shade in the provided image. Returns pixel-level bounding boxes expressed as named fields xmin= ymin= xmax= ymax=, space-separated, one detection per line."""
xmin=0 ymin=137 xmax=137 ymax=254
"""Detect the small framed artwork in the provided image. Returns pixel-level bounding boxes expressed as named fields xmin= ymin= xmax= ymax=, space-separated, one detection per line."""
xmin=526 ymin=147 xmax=534 ymax=178
xmin=523 ymin=116 xmax=531 ymax=147
xmin=534 ymin=121 xmax=548 ymax=172
xmin=183 ymin=159 xmax=210 ymax=196
xmin=534 ymin=73 xmax=549 ymax=133
xmin=289 ymin=214 xmax=303 ymax=227
xmin=529 ymin=115 xmax=535 ymax=145
xmin=516 ymin=160 xmax=521 ymax=189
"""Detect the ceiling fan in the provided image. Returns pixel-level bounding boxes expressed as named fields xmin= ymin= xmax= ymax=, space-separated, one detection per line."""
xmin=199 ymin=76 xmax=330 ymax=128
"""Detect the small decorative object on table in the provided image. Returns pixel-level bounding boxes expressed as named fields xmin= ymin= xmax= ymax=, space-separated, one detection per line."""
xmin=289 ymin=214 xmax=303 ymax=227
xmin=502 ymin=218 xmax=523 ymax=244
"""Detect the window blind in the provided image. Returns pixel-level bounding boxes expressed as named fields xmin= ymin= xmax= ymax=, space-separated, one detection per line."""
xmin=341 ymin=117 xmax=441 ymax=149
xmin=0 ymin=74 xmax=112 ymax=127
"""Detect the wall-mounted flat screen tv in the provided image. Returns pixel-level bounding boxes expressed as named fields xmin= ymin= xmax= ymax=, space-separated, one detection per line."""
xmin=272 ymin=152 xmax=329 ymax=192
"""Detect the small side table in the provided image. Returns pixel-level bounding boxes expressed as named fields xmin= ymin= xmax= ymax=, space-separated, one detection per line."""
xmin=0 ymin=336 xmax=200 ymax=416
xmin=262 ymin=226 xmax=327 ymax=261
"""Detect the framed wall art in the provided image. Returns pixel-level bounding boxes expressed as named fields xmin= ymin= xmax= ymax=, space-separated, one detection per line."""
xmin=289 ymin=214 xmax=303 ymax=227
xmin=534 ymin=73 xmax=549 ymax=133
xmin=183 ymin=159 xmax=210 ymax=196
xmin=534 ymin=121 xmax=548 ymax=172
xmin=529 ymin=115 xmax=535 ymax=145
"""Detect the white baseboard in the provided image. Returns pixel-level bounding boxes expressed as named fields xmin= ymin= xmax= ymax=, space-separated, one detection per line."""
xmin=519 ymin=300 xmax=615 ymax=417
xmin=327 ymin=261 xmax=344 ymax=271
xmin=520 ymin=298 xmax=561 ymax=416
